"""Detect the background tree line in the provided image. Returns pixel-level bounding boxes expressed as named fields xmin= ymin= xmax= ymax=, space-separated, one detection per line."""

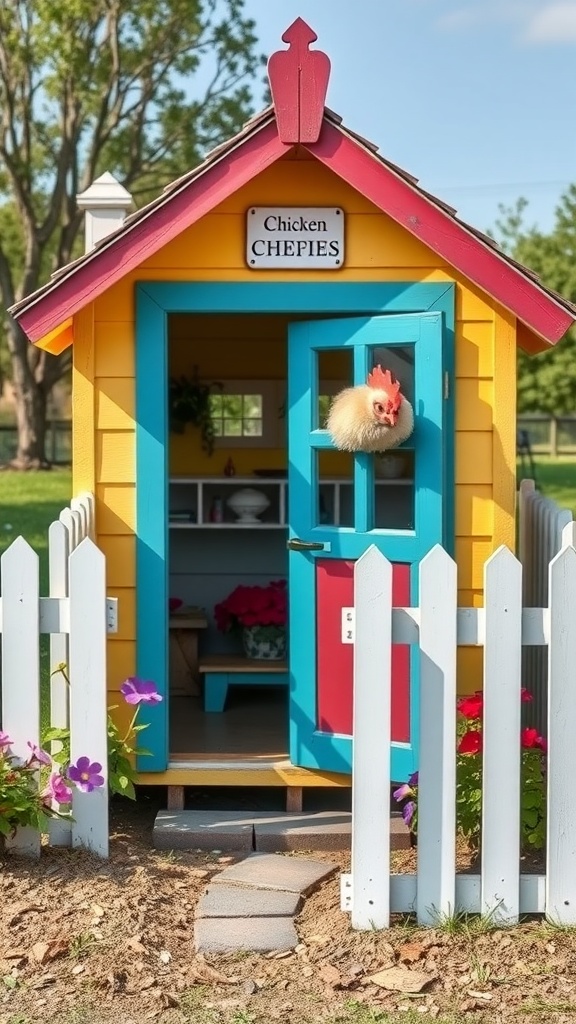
xmin=496 ymin=191 xmax=576 ymax=417
xmin=0 ymin=0 xmax=265 ymax=468
xmin=1 ymin=0 xmax=575 ymax=470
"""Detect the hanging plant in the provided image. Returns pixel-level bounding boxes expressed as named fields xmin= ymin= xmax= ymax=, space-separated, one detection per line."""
xmin=168 ymin=367 xmax=222 ymax=454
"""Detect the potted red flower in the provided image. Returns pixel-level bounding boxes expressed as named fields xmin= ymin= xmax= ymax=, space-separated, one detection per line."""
xmin=214 ymin=580 xmax=287 ymax=660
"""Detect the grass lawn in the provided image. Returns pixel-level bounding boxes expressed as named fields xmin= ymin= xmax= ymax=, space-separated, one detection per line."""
xmin=0 ymin=468 xmax=71 ymax=730
xmin=0 ymin=468 xmax=72 ymax=591
xmin=520 ymin=456 xmax=576 ymax=512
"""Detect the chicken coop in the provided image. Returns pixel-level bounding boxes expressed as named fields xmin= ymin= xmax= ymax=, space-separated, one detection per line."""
xmin=9 ymin=19 xmax=576 ymax=805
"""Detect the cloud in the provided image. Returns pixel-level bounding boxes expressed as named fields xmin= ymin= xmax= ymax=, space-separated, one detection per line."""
xmin=436 ymin=1 xmax=576 ymax=43
xmin=436 ymin=3 xmax=531 ymax=33
xmin=523 ymin=3 xmax=576 ymax=42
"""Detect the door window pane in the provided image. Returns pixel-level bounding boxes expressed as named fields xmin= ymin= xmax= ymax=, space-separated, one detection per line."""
xmin=374 ymin=450 xmax=415 ymax=530
xmin=315 ymin=450 xmax=354 ymax=528
xmin=368 ymin=345 xmax=415 ymax=531
xmin=370 ymin=345 xmax=414 ymax=405
xmin=316 ymin=349 xmax=353 ymax=430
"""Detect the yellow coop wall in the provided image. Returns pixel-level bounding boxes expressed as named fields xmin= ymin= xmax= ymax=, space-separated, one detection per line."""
xmin=71 ymin=152 xmax=516 ymax=704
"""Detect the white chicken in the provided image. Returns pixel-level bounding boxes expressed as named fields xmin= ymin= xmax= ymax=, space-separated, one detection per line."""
xmin=326 ymin=365 xmax=414 ymax=452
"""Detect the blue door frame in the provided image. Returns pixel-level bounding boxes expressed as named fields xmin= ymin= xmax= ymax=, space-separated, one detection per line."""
xmin=134 ymin=282 xmax=455 ymax=770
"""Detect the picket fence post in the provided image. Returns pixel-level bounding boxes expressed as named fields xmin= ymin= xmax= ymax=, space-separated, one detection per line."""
xmin=546 ymin=544 xmax=576 ymax=924
xmin=562 ymin=521 xmax=576 ymax=550
xmin=481 ymin=546 xmax=522 ymax=924
xmin=68 ymin=538 xmax=109 ymax=857
xmin=417 ymin=545 xmax=457 ymax=925
xmin=518 ymin=479 xmax=535 ymax=604
xmin=1 ymin=538 xmax=42 ymax=857
xmin=351 ymin=545 xmax=392 ymax=929
xmin=59 ymin=507 xmax=77 ymax=552
xmin=71 ymin=496 xmax=88 ymax=542
xmin=48 ymin=519 xmax=72 ymax=848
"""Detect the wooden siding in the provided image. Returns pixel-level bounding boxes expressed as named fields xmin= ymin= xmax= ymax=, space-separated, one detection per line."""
xmin=77 ymin=156 xmax=515 ymax=715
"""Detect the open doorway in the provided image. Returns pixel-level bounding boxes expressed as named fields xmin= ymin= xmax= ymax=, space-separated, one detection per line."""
xmin=167 ymin=312 xmax=290 ymax=761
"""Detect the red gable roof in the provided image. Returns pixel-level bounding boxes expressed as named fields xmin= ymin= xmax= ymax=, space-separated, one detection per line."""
xmin=9 ymin=20 xmax=576 ymax=352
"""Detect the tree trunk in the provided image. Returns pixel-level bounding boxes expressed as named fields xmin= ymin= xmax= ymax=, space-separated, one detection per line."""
xmin=11 ymin=377 xmax=49 ymax=469
xmin=5 ymin=319 xmax=51 ymax=470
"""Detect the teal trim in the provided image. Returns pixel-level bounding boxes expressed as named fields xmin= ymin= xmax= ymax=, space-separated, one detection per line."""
xmin=136 ymin=281 xmax=454 ymax=315
xmin=135 ymin=289 xmax=169 ymax=771
xmin=134 ymin=281 xmax=455 ymax=773
xmin=438 ymin=294 xmax=456 ymax=556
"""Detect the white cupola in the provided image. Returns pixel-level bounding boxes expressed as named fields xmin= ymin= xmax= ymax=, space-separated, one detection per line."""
xmin=76 ymin=171 xmax=133 ymax=252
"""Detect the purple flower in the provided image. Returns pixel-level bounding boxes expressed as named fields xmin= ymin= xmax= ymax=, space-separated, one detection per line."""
xmin=42 ymin=772 xmax=73 ymax=807
xmin=120 ymin=677 xmax=162 ymax=705
xmin=27 ymin=741 xmax=51 ymax=766
xmin=67 ymin=757 xmax=105 ymax=793
xmin=408 ymin=771 xmax=419 ymax=787
xmin=0 ymin=731 xmax=13 ymax=751
xmin=402 ymin=800 xmax=416 ymax=827
xmin=393 ymin=783 xmax=413 ymax=803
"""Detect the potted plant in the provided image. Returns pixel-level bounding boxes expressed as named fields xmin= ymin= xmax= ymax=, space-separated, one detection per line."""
xmin=214 ymin=580 xmax=287 ymax=660
xmin=168 ymin=366 xmax=222 ymax=454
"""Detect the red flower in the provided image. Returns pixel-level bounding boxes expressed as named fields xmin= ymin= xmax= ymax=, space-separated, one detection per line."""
xmin=522 ymin=728 xmax=547 ymax=752
xmin=521 ymin=688 xmax=533 ymax=703
xmin=457 ymin=693 xmax=483 ymax=720
xmin=458 ymin=730 xmax=482 ymax=755
xmin=214 ymin=580 xmax=287 ymax=632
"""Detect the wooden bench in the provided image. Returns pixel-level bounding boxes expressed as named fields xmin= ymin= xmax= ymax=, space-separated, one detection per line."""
xmin=169 ymin=607 xmax=208 ymax=697
xmin=198 ymin=655 xmax=289 ymax=712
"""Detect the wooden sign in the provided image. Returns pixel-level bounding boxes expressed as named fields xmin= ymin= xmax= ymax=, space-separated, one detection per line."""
xmin=246 ymin=207 xmax=344 ymax=269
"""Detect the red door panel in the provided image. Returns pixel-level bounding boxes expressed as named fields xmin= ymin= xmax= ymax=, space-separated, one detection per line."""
xmin=316 ymin=559 xmax=410 ymax=742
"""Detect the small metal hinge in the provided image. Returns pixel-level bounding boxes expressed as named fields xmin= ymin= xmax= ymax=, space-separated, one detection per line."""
xmin=444 ymin=371 xmax=450 ymax=400
xmin=106 ymin=597 xmax=118 ymax=634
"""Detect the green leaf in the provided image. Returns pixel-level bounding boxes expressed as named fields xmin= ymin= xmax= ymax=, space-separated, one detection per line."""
xmin=495 ymin=189 xmax=576 ymax=415
xmin=42 ymin=727 xmax=71 ymax=742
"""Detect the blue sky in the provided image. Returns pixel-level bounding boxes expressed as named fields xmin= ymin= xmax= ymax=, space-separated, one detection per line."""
xmin=243 ymin=0 xmax=576 ymax=239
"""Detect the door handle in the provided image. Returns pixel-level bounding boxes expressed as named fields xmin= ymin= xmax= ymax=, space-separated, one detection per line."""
xmin=287 ymin=537 xmax=326 ymax=552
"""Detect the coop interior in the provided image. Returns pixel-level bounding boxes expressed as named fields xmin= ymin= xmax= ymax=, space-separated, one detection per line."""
xmin=167 ymin=312 xmax=416 ymax=761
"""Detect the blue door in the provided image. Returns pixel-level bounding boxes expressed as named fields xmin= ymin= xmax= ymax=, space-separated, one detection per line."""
xmin=287 ymin=313 xmax=447 ymax=780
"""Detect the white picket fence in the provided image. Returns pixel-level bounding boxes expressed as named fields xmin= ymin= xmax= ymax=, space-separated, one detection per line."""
xmin=0 ymin=493 xmax=110 ymax=857
xmin=518 ymin=478 xmax=573 ymax=735
xmin=343 ymin=532 xmax=576 ymax=930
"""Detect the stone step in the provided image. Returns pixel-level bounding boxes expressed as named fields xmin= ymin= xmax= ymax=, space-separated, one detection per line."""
xmin=153 ymin=809 xmax=410 ymax=852
xmin=196 ymin=883 xmax=302 ymax=919
xmin=211 ymin=852 xmax=337 ymax=895
xmin=195 ymin=915 xmax=298 ymax=954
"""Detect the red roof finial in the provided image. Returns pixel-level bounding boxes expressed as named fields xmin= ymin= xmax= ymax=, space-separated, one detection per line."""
xmin=267 ymin=18 xmax=330 ymax=144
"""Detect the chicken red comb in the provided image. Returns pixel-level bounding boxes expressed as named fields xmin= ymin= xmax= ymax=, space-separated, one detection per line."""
xmin=366 ymin=365 xmax=402 ymax=409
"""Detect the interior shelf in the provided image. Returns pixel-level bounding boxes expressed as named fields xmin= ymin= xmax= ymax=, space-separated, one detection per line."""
xmin=169 ymin=475 xmax=414 ymax=529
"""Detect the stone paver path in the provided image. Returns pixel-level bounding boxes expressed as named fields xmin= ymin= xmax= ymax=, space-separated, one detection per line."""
xmin=194 ymin=852 xmax=337 ymax=954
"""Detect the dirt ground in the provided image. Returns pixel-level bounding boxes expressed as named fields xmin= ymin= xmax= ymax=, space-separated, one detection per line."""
xmin=1 ymin=794 xmax=575 ymax=1024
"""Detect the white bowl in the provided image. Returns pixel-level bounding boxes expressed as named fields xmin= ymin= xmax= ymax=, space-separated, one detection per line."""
xmin=227 ymin=487 xmax=270 ymax=523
